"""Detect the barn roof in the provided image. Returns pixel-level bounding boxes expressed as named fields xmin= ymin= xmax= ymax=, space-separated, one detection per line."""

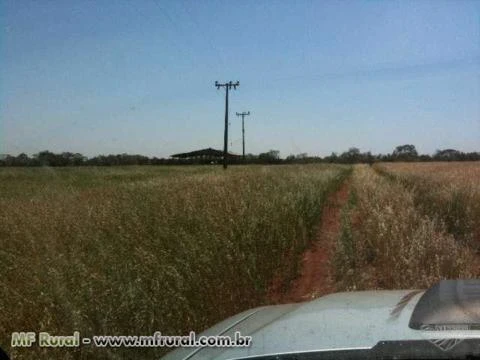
xmin=170 ymin=148 xmax=239 ymax=158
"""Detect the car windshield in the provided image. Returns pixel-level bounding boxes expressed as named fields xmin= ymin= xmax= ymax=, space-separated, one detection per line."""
xmin=1 ymin=1 xmax=479 ymax=359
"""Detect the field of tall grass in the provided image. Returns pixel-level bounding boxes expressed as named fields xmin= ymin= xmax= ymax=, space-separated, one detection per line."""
xmin=335 ymin=165 xmax=474 ymax=291
xmin=0 ymin=164 xmax=349 ymax=359
xmin=375 ymin=162 xmax=480 ymax=248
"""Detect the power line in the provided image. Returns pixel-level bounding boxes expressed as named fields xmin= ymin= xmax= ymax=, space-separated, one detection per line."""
xmin=215 ymin=81 xmax=239 ymax=169
xmin=236 ymin=111 xmax=251 ymax=161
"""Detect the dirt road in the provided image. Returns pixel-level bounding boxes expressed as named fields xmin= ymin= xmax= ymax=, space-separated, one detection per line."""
xmin=268 ymin=181 xmax=350 ymax=303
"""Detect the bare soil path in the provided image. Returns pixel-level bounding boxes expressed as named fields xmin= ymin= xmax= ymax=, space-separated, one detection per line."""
xmin=268 ymin=181 xmax=350 ymax=303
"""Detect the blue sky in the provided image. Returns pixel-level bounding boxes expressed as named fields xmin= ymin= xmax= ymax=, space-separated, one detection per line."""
xmin=1 ymin=0 xmax=479 ymax=158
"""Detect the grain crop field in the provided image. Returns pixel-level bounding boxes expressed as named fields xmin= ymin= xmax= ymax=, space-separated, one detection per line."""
xmin=0 ymin=164 xmax=350 ymax=359
xmin=335 ymin=162 xmax=479 ymax=292
xmin=376 ymin=162 xmax=480 ymax=248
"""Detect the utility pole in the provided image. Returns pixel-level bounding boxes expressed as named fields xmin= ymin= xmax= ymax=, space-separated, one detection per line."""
xmin=215 ymin=81 xmax=239 ymax=169
xmin=236 ymin=111 xmax=250 ymax=161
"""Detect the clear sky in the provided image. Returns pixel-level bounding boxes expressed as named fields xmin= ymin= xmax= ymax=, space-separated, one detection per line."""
xmin=1 ymin=0 xmax=479 ymax=158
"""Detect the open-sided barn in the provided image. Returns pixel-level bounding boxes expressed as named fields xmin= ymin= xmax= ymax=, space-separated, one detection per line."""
xmin=170 ymin=148 xmax=240 ymax=161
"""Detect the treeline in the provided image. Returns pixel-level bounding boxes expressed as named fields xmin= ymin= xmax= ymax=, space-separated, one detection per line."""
xmin=289 ymin=145 xmax=480 ymax=165
xmin=0 ymin=146 xmax=479 ymax=167
xmin=0 ymin=151 xmax=171 ymax=167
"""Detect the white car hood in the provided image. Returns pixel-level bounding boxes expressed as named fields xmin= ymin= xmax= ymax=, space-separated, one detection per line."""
xmin=163 ymin=288 xmax=480 ymax=360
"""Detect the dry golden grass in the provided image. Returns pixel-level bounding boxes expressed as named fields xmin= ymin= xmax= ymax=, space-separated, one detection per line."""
xmin=376 ymin=162 xmax=480 ymax=248
xmin=335 ymin=165 xmax=473 ymax=291
xmin=379 ymin=162 xmax=480 ymax=192
xmin=0 ymin=164 xmax=350 ymax=359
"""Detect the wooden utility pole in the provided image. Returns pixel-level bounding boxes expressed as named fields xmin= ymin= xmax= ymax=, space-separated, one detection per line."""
xmin=236 ymin=111 xmax=250 ymax=161
xmin=215 ymin=81 xmax=239 ymax=169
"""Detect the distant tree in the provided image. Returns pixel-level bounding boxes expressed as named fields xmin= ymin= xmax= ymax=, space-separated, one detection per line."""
xmin=15 ymin=153 xmax=30 ymax=166
xmin=72 ymin=153 xmax=87 ymax=166
xmin=2 ymin=155 xmax=16 ymax=166
xmin=34 ymin=150 xmax=59 ymax=166
xmin=339 ymin=147 xmax=361 ymax=164
xmin=324 ymin=152 xmax=338 ymax=163
xmin=463 ymin=152 xmax=480 ymax=161
xmin=392 ymin=144 xmax=418 ymax=161
xmin=290 ymin=153 xmax=309 ymax=164
xmin=433 ymin=149 xmax=461 ymax=162
xmin=418 ymin=154 xmax=432 ymax=162
xmin=258 ymin=150 xmax=280 ymax=163
xmin=364 ymin=151 xmax=374 ymax=165
xmin=286 ymin=154 xmax=296 ymax=163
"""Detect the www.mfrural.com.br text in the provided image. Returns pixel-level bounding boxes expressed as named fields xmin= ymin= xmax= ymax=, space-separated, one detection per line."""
xmin=11 ymin=331 xmax=252 ymax=348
